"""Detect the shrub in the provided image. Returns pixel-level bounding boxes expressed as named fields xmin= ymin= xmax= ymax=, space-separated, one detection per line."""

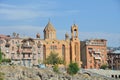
xmin=0 ymin=48 xmax=2 ymax=63
xmin=45 ymin=51 xmax=64 ymax=65
xmin=100 ymin=64 xmax=108 ymax=69
xmin=2 ymin=59 xmax=11 ymax=63
xmin=0 ymin=72 xmax=4 ymax=80
xmin=67 ymin=62 xmax=79 ymax=75
xmin=53 ymin=64 xmax=59 ymax=73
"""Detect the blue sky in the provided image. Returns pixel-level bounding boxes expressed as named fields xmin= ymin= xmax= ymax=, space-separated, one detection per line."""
xmin=0 ymin=0 xmax=120 ymax=47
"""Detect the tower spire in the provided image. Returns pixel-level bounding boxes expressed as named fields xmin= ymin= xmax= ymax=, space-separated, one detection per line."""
xmin=48 ymin=18 xmax=50 ymax=23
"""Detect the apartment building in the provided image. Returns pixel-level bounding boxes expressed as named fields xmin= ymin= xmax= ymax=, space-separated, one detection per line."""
xmin=81 ymin=39 xmax=107 ymax=69
xmin=107 ymin=49 xmax=120 ymax=70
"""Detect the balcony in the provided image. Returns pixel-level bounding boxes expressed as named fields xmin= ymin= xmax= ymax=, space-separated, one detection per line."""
xmin=94 ymin=56 xmax=101 ymax=60
xmin=22 ymin=44 xmax=32 ymax=48
xmin=22 ymin=55 xmax=32 ymax=60
xmin=5 ymin=43 xmax=10 ymax=47
xmin=94 ymin=51 xmax=101 ymax=54
xmin=22 ymin=49 xmax=32 ymax=53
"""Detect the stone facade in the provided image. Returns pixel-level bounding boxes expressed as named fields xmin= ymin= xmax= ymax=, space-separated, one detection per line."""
xmin=42 ymin=22 xmax=82 ymax=66
xmin=81 ymin=39 xmax=107 ymax=69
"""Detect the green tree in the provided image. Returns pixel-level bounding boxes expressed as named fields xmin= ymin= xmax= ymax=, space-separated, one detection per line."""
xmin=67 ymin=62 xmax=79 ymax=75
xmin=45 ymin=51 xmax=64 ymax=65
xmin=0 ymin=48 xmax=2 ymax=63
xmin=100 ymin=64 xmax=108 ymax=69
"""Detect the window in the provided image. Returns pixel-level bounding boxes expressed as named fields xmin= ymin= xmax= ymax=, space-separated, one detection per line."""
xmin=38 ymin=53 xmax=40 ymax=57
xmin=28 ymin=54 xmax=30 ymax=57
xmin=50 ymin=45 xmax=57 ymax=51
xmin=62 ymin=45 xmax=65 ymax=60
xmin=33 ymin=54 xmax=36 ymax=60
xmin=23 ymin=54 xmax=25 ymax=58
xmin=11 ymin=53 xmax=14 ymax=59
xmin=12 ymin=47 xmax=14 ymax=51
xmin=12 ymin=40 xmax=14 ymax=44
xmin=88 ymin=48 xmax=93 ymax=52
xmin=17 ymin=53 xmax=20 ymax=57
xmin=90 ymin=66 xmax=92 ymax=69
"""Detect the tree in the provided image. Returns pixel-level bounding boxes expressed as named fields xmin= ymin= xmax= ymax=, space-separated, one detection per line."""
xmin=0 ymin=48 xmax=2 ymax=63
xmin=45 ymin=51 xmax=64 ymax=65
xmin=53 ymin=64 xmax=59 ymax=73
xmin=100 ymin=64 xmax=108 ymax=69
xmin=12 ymin=32 xmax=16 ymax=37
xmin=67 ymin=62 xmax=79 ymax=75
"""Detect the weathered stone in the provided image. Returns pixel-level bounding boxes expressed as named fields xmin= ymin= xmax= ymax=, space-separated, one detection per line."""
xmin=0 ymin=65 xmax=118 ymax=80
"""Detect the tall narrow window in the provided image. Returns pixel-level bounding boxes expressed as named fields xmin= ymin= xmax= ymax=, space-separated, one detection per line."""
xmin=43 ymin=45 xmax=46 ymax=61
xmin=74 ymin=43 xmax=78 ymax=61
xmin=12 ymin=47 xmax=14 ymax=51
xmin=62 ymin=45 xmax=65 ymax=60
xmin=28 ymin=54 xmax=30 ymax=57
xmin=23 ymin=54 xmax=25 ymax=58
xmin=38 ymin=53 xmax=40 ymax=58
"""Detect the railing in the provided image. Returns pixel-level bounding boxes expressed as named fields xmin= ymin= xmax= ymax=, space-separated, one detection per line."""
xmin=22 ymin=49 xmax=32 ymax=53
xmin=22 ymin=44 xmax=32 ymax=48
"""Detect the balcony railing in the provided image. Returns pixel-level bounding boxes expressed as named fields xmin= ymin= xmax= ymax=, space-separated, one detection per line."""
xmin=22 ymin=49 xmax=32 ymax=53
xmin=22 ymin=44 xmax=32 ymax=48
xmin=94 ymin=56 xmax=101 ymax=60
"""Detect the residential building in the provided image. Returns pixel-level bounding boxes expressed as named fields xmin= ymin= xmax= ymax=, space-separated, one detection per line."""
xmin=81 ymin=39 xmax=107 ymax=69
xmin=107 ymin=49 xmax=120 ymax=70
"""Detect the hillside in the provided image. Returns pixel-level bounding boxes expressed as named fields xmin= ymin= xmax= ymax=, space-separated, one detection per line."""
xmin=0 ymin=65 xmax=117 ymax=80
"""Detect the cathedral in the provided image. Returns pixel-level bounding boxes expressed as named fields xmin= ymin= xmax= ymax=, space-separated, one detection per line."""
xmin=41 ymin=21 xmax=82 ymax=67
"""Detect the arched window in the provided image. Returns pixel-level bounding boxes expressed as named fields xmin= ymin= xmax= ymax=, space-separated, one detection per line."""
xmin=74 ymin=43 xmax=78 ymax=61
xmin=74 ymin=29 xmax=77 ymax=38
xmin=62 ymin=45 xmax=65 ymax=60
xmin=12 ymin=47 xmax=14 ymax=51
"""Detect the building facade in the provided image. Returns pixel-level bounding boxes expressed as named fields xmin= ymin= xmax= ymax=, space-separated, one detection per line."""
xmin=0 ymin=21 xmax=82 ymax=67
xmin=0 ymin=36 xmax=43 ymax=67
xmin=107 ymin=50 xmax=120 ymax=70
xmin=81 ymin=39 xmax=107 ymax=69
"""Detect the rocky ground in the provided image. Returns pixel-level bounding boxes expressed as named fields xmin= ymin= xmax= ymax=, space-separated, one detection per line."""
xmin=0 ymin=65 xmax=118 ymax=80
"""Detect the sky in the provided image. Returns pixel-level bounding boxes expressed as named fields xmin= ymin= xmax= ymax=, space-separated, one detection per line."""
xmin=0 ymin=0 xmax=120 ymax=47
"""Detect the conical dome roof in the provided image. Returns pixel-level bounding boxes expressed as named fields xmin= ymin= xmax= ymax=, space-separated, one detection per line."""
xmin=44 ymin=21 xmax=56 ymax=32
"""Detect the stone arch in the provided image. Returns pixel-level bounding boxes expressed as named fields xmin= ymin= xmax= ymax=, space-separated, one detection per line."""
xmin=83 ymin=72 xmax=91 ymax=76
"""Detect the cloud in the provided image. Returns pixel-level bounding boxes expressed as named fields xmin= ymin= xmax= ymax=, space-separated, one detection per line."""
xmin=0 ymin=9 xmax=41 ymax=20
xmin=0 ymin=3 xmax=80 ymax=20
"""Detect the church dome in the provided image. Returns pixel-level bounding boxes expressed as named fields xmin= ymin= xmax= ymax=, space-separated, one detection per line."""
xmin=44 ymin=21 xmax=56 ymax=32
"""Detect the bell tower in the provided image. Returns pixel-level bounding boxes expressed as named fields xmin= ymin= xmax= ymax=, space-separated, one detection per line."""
xmin=70 ymin=24 xmax=82 ymax=67
xmin=71 ymin=24 xmax=78 ymax=40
